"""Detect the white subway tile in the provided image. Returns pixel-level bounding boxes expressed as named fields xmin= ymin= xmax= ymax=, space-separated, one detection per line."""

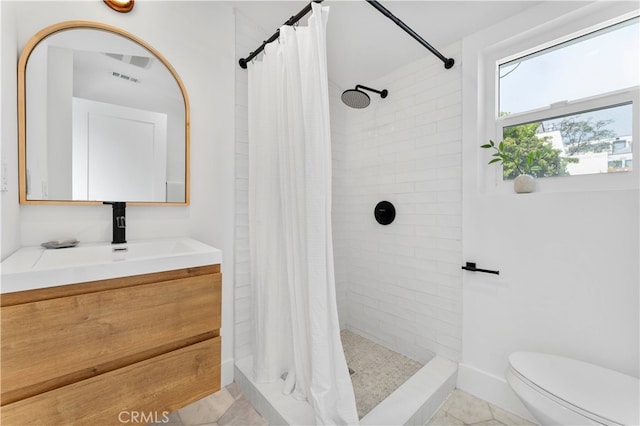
xmin=436 ymin=116 xmax=462 ymax=133
xmin=438 ymin=141 xmax=462 ymax=156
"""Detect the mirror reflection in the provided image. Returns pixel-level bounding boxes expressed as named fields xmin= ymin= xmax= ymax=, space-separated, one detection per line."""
xmin=19 ymin=22 xmax=189 ymax=204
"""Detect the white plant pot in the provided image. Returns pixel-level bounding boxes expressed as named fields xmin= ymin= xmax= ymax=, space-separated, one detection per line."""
xmin=514 ymin=174 xmax=535 ymax=193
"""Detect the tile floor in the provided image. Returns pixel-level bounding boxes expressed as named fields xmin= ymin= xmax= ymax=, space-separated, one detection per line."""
xmin=147 ymin=383 xmax=268 ymax=426
xmin=150 ymin=384 xmax=535 ymax=426
xmin=427 ymin=389 xmax=536 ymax=426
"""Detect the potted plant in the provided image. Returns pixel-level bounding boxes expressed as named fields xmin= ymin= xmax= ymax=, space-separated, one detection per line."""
xmin=481 ymin=140 xmax=541 ymax=193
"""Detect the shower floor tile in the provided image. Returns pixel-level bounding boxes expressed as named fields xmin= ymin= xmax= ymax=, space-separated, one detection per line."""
xmin=341 ymin=329 xmax=424 ymax=419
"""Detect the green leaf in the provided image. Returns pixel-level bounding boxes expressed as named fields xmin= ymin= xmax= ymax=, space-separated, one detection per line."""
xmin=480 ymin=144 xmax=492 ymax=149
xmin=488 ymin=158 xmax=502 ymax=164
xmin=526 ymin=152 xmax=534 ymax=166
xmin=498 ymin=141 xmax=504 ymax=151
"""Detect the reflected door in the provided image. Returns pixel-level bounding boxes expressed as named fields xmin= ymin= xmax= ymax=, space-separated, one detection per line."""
xmin=72 ymin=98 xmax=167 ymax=201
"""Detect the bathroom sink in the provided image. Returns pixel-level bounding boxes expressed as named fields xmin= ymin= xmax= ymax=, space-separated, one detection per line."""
xmin=0 ymin=238 xmax=222 ymax=293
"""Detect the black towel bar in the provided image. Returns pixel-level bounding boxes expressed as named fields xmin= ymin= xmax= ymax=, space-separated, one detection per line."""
xmin=461 ymin=262 xmax=499 ymax=275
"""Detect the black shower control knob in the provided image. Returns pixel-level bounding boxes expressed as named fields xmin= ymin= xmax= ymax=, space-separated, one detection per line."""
xmin=374 ymin=201 xmax=395 ymax=225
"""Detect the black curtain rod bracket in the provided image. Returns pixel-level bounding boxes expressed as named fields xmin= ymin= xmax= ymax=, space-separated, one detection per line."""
xmin=365 ymin=0 xmax=454 ymax=69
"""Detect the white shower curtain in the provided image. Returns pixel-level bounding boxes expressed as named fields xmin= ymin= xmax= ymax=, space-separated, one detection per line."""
xmin=247 ymin=4 xmax=358 ymax=425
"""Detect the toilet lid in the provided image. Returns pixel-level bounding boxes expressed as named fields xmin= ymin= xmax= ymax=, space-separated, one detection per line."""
xmin=509 ymin=352 xmax=639 ymax=426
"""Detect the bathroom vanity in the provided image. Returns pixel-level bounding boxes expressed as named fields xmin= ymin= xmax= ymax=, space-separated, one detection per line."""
xmin=0 ymin=238 xmax=222 ymax=425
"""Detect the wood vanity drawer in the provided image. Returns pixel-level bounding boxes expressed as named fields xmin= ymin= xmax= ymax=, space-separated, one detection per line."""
xmin=1 ymin=336 xmax=221 ymax=425
xmin=1 ymin=269 xmax=221 ymax=405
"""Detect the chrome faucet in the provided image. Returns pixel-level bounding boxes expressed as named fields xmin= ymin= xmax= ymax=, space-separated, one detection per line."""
xmin=103 ymin=202 xmax=127 ymax=244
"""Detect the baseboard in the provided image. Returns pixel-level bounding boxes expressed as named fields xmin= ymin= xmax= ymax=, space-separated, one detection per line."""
xmin=221 ymin=358 xmax=235 ymax=387
xmin=456 ymin=363 xmax=536 ymax=423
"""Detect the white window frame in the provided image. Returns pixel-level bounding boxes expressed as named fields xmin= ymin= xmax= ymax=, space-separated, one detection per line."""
xmin=481 ymin=6 xmax=640 ymax=194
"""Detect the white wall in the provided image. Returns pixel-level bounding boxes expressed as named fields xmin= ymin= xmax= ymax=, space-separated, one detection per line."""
xmin=1 ymin=1 xmax=236 ymax=386
xmin=335 ymin=43 xmax=463 ymax=364
xmin=1 ymin=3 xmax=21 ymax=257
xmin=459 ymin=1 xmax=640 ymax=419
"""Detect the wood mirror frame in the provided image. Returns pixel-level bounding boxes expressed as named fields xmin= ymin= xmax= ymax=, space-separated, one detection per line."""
xmin=18 ymin=21 xmax=190 ymax=206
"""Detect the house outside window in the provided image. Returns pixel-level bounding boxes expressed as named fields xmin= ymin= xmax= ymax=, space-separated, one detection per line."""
xmin=494 ymin=16 xmax=639 ymax=180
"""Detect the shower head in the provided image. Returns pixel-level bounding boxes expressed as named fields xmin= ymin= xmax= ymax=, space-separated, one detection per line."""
xmin=342 ymin=89 xmax=370 ymax=109
xmin=341 ymin=85 xmax=388 ymax=109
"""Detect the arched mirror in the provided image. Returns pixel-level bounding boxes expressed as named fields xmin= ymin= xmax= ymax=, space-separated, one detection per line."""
xmin=18 ymin=21 xmax=189 ymax=205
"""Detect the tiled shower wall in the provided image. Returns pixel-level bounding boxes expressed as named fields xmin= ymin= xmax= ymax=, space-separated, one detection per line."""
xmin=233 ymin=10 xmax=263 ymax=361
xmin=333 ymin=43 xmax=463 ymax=363
xmin=234 ymin=8 xmax=462 ymax=364
xmin=329 ymin=82 xmax=350 ymax=329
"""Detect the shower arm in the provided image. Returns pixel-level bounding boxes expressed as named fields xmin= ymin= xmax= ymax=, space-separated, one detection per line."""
xmin=238 ymin=0 xmax=454 ymax=70
xmin=365 ymin=0 xmax=454 ymax=69
xmin=356 ymin=85 xmax=388 ymax=98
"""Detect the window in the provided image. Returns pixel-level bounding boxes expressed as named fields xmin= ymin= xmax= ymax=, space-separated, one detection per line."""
xmin=495 ymin=16 xmax=639 ymax=180
xmin=500 ymin=103 xmax=633 ymax=178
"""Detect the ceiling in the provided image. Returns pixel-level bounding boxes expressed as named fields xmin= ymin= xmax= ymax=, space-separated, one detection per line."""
xmin=230 ymin=0 xmax=542 ymax=88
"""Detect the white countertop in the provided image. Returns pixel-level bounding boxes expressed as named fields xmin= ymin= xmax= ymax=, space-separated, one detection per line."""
xmin=0 ymin=237 xmax=222 ymax=294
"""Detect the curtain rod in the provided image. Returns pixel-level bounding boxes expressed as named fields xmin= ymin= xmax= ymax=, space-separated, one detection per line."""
xmin=238 ymin=0 xmax=323 ymax=69
xmin=238 ymin=0 xmax=454 ymax=70
xmin=366 ymin=0 xmax=454 ymax=69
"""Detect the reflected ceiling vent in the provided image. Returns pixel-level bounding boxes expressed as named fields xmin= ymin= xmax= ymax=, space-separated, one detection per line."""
xmin=111 ymin=71 xmax=140 ymax=83
xmin=105 ymin=52 xmax=153 ymax=69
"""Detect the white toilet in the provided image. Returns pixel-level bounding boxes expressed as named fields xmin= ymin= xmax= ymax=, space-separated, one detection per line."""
xmin=506 ymin=352 xmax=639 ymax=426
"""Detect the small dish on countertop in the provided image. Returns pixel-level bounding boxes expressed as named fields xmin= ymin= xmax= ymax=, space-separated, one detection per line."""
xmin=41 ymin=239 xmax=79 ymax=249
